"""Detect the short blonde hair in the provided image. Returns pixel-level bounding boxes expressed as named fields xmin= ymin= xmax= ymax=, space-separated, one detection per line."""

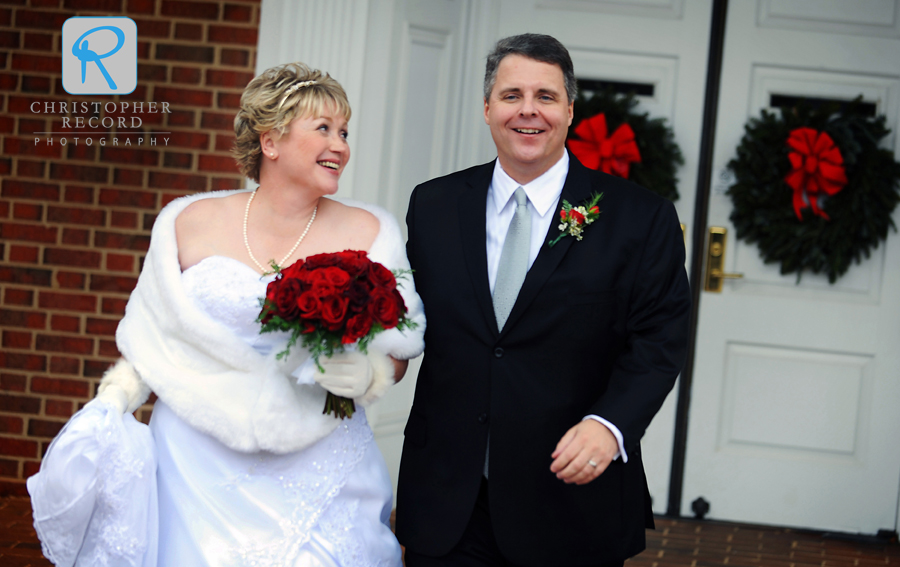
xmin=232 ymin=62 xmax=352 ymax=182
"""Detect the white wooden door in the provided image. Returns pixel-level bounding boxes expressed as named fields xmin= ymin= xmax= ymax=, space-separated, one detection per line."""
xmin=682 ymin=0 xmax=900 ymax=533
xmin=491 ymin=0 xmax=713 ymax=513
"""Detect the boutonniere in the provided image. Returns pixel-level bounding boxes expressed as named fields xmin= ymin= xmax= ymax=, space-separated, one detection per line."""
xmin=548 ymin=192 xmax=604 ymax=247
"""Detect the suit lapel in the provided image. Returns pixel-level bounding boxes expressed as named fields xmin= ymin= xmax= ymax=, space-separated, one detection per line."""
xmin=498 ymin=153 xmax=595 ymax=337
xmin=458 ymin=161 xmax=500 ymax=336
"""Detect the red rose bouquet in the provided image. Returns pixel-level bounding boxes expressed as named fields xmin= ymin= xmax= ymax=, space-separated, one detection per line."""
xmin=257 ymin=250 xmax=416 ymax=418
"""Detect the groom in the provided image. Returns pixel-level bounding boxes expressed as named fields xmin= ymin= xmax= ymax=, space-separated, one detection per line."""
xmin=397 ymin=33 xmax=691 ymax=566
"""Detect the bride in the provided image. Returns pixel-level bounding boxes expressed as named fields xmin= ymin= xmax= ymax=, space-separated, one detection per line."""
xmin=28 ymin=63 xmax=425 ymax=567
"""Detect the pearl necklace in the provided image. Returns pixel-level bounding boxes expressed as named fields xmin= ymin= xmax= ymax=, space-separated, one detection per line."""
xmin=243 ymin=190 xmax=317 ymax=273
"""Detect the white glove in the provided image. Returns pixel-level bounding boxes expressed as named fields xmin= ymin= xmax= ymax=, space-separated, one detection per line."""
xmin=95 ymin=383 xmax=129 ymax=414
xmin=96 ymin=358 xmax=151 ymax=414
xmin=315 ymin=350 xmax=374 ymax=398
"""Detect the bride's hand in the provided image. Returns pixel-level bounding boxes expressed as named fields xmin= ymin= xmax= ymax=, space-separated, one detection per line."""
xmin=96 ymin=358 xmax=151 ymax=414
xmin=95 ymin=382 xmax=129 ymax=414
xmin=315 ymin=349 xmax=397 ymax=406
xmin=314 ymin=351 xmax=373 ymax=398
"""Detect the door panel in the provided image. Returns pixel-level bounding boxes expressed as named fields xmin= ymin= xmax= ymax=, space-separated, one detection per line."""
xmin=684 ymin=0 xmax=900 ymax=533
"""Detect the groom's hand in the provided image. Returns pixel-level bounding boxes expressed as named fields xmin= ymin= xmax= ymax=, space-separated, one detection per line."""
xmin=550 ymin=419 xmax=618 ymax=485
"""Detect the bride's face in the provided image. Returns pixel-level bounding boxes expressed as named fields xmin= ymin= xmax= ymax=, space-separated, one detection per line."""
xmin=268 ymin=105 xmax=350 ymax=196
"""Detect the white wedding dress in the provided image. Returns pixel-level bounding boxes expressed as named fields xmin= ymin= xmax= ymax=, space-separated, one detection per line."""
xmin=149 ymin=255 xmax=401 ymax=566
xmin=28 ymin=192 xmax=420 ymax=567
xmin=28 ymin=255 xmax=403 ymax=567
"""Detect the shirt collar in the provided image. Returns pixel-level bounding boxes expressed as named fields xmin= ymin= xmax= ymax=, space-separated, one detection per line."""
xmin=490 ymin=152 xmax=569 ymax=217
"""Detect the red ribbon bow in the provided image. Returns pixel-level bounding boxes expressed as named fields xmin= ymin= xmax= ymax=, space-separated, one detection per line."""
xmin=567 ymin=113 xmax=641 ymax=178
xmin=784 ymin=127 xmax=847 ymax=221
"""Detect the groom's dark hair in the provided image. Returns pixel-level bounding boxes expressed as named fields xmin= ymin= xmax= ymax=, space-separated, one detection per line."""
xmin=483 ymin=33 xmax=576 ymax=103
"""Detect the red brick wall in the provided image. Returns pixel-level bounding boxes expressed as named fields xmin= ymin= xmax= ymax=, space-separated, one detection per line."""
xmin=0 ymin=0 xmax=259 ymax=495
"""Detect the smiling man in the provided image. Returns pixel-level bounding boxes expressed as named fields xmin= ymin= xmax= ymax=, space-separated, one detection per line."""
xmin=397 ymin=34 xmax=692 ymax=567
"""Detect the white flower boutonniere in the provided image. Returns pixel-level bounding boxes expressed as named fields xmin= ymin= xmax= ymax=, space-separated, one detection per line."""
xmin=548 ymin=192 xmax=604 ymax=247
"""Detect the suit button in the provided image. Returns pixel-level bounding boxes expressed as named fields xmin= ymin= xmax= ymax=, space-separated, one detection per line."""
xmin=494 ymin=347 xmax=504 ymax=358
xmin=478 ymin=413 xmax=488 ymax=424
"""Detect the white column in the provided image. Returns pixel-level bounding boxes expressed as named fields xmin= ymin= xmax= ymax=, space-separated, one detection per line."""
xmin=258 ymin=0 xmax=370 ymax=198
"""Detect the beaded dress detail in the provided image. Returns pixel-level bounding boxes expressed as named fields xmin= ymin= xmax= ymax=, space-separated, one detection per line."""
xmin=27 ymin=399 xmax=158 ymax=567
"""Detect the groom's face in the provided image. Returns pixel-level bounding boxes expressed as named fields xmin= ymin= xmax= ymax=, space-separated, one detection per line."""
xmin=484 ymin=54 xmax=573 ymax=184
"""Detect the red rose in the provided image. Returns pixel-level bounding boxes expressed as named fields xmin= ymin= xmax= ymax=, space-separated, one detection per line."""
xmin=589 ymin=206 xmax=599 ymax=215
xmin=304 ymin=253 xmax=340 ymax=269
xmin=301 ymin=321 xmax=316 ymax=334
xmin=368 ymin=262 xmax=396 ymax=291
xmin=320 ymin=294 xmax=350 ymax=330
xmin=260 ymin=280 xmax=279 ymax=324
xmin=273 ymin=278 xmax=302 ymax=321
xmin=294 ymin=270 xmax=314 ymax=289
xmin=336 ymin=250 xmax=370 ymax=277
xmin=570 ymin=210 xmax=585 ymax=224
xmin=320 ymin=266 xmax=351 ymax=291
xmin=369 ymin=287 xmax=400 ymax=328
xmin=303 ymin=268 xmax=327 ymax=285
xmin=297 ymin=290 xmax=322 ymax=320
xmin=342 ymin=312 xmax=373 ymax=344
xmin=560 ymin=209 xmax=567 ymax=220
xmin=391 ymin=288 xmax=408 ymax=314
xmin=280 ymin=259 xmax=305 ymax=280
xmin=265 ymin=280 xmax=279 ymax=301
xmin=310 ymin=279 xmax=336 ymax=299
xmin=346 ymin=280 xmax=371 ymax=314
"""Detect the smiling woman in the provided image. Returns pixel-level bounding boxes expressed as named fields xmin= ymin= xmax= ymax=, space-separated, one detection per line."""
xmin=175 ymin=63 xmax=365 ymax=275
xmin=232 ymin=63 xmax=352 ymax=184
xmin=27 ymin=61 xmax=426 ymax=567
xmin=257 ymin=104 xmax=349 ymax=202
xmin=153 ymin=61 xmax=421 ymax=565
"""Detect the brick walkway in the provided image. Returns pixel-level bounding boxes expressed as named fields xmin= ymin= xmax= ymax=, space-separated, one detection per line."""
xmin=633 ymin=518 xmax=898 ymax=567
xmin=1 ymin=496 xmax=897 ymax=566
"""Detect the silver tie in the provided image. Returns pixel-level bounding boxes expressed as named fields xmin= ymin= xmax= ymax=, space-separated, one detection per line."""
xmin=492 ymin=187 xmax=532 ymax=331
xmin=486 ymin=187 xmax=531 ymax=478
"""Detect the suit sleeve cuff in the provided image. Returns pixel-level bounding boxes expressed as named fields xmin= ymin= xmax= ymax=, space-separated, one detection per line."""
xmin=583 ymin=415 xmax=628 ymax=463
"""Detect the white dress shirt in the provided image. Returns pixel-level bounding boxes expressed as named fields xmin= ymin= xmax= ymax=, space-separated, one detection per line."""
xmin=485 ymin=153 xmax=628 ymax=463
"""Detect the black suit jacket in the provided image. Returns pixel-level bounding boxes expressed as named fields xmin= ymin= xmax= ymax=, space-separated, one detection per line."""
xmin=396 ymin=153 xmax=691 ymax=566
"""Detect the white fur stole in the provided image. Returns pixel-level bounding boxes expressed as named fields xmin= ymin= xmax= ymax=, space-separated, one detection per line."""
xmin=113 ymin=190 xmax=425 ymax=454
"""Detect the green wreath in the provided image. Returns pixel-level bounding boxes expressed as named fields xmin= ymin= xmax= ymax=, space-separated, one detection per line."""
xmin=727 ymin=99 xmax=900 ymax=283
xmin=567 ymin=88 xmax=683 ymax=202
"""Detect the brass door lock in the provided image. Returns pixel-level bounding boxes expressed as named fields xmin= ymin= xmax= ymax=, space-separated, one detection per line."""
xmin=704 ymin=227 xmax=743 ymax=292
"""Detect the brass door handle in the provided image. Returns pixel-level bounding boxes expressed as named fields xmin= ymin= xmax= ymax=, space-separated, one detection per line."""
xmin=709 ymin=269 xmax=744 ymax=279
xmin=704 ymin=227 xmax=743 ymax=292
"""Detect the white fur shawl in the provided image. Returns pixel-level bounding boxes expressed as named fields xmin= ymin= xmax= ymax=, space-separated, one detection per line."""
xmin=115 ymin=189 xmax=426 ymax=454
